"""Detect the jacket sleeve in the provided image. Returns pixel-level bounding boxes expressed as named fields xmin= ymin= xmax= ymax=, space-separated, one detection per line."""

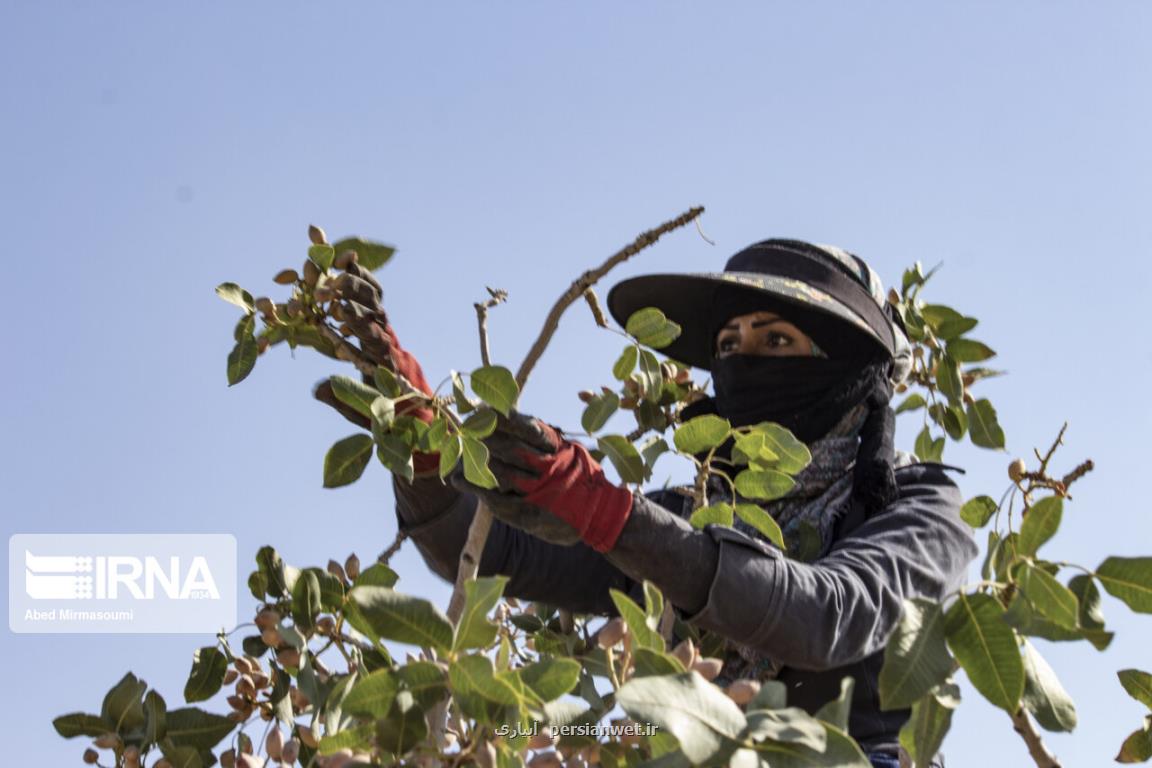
xmin=392 ymin=476 xmax=634 ymax=614
xmin=605 ymin=464 xmax=979 ymax=671
xmin=690 ymin=464 xmax=976 ymax=670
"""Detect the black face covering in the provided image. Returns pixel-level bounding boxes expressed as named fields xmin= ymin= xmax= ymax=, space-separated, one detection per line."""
xmin=710 ymin=355 xmax=866 ymax=443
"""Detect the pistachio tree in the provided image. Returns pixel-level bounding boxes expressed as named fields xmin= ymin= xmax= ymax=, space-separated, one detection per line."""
xmin=54 ymin=212 xmax=1152 ymax=768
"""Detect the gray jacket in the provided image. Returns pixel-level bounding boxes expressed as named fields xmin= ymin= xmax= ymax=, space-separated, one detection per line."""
xmin=392 ymin=462 xmax=977 ymax=753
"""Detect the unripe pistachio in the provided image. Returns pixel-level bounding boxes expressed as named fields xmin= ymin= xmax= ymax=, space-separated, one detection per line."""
xmin=277 ymin=647 xmax=301 ymax=668
xmin=227 ymin=694 xmax=247 ymax=709
xmin=582 ymin=744 xmax=601 ymax=765
xmin=692 ymin=657 xmax=724 ymax=681
xmin=155 ymin=761 xmax=174 ymax=768
xmin=329 ymin=302 xmax=345 ymax=322
xmin=615 ymin=719 xmax=641 ymax=747
xmin=334 ymin=250 xmax=358 ymax=270
xmin=1009 ymin=459 xmax=1027 ymax=482
xmin=274 ymin=269 xmax=300 ymax=285
xmin=314 ymin=285 xmax=336 ymax=303
xmin=261 ymin=626 xmax=283 ymax=649
xmin=670 ymin=638 xmax=696 ymax=669
xmin=290 ymin=686 xmax=310 ymax=712
xmin=123 ymin=745 xmax=141 ymax=768
xmin=495 ymin=603 xmax=510 ymax=623
xmin=316 ymin=615 xmax=336 ymax=635
xmin=281 ymin=738 xmax=300 ymax=764
xmin=259 ymin=703 xmax=273 ymax=721
xmin=334 ymin=344 xmax=358 ymax=362
xmin=265 ymin=727 xmax=284 ymax=760
xmin=303 ymin=260 xmax=321 ymax=288
xmin=251 ymin=670 xmax=270 ymax=689
xmin=223 ymin=668 xmax=239 ymax=685
xmin=93 ymin=733 xmax=120 ymax=749
xmin=528 ymin=727 xmax=555 ymax=750
xmin=725 ymin=679 xmax=761 ymax=705
xmin=255 ymin=608 xmax=281 ymax=631
xmin=236 ymin=674 xmax=256 ymax=698
xmin=254 ymin=297 xmax=275 ymax=315
xmin=674 ymin=368 xmax=692 ymax=384
xmin=238 ymin=754 xmax=267 ymax=768
xmin=620 ymin=396 xmax=638 ymax=410
xmin=345 ymin=553 xmax=361 ymax=581
xmin=337 ymin=323 xmax=354 ymax=337
xmin=297 ymin=724 xmax=319 ymax=748
xmin=893 ymin=382 xmax=908 ymax=393
xmin=308 ymin=225 xmax=328 ymax=245
xmin=597 ymin=617 xmax=627 ymax=649
xmin=220 ymin=749 xmax=237 ymax=768
xmin=82 ymin=748 xmax=99 ymax=764
xmin=506 ymin=596 xmax=520 ymax=609
xmin=257 ymin=336 xmax=270 ymax=355
xmin=558 ymin=744 xmax=576 ymax=760
xmin=327 ymin=559 xmax=347 ymax=583
xmin=578 ymin=390 xmax=595 ymax=403
xmin=285 ymin=298 xmax=302 ymax=318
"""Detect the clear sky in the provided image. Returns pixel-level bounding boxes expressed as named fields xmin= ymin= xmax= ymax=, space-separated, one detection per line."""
xmin=3 ymin=2 xmax=1151 ymax=764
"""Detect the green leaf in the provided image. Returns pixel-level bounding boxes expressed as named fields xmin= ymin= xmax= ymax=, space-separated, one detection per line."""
xmin=143 ymin=691 xmax=167 ymax=744
xmin=610 ymin=589 xmax=664 ymax=652
xmin=1021 ymin=640 xmax=1077 ymax=732
xmin=898 ymin=687 xmax=956 ymax=768
xmin=1118 ymin=719 xmax=1152 ymax=764
xmin=947 ymin=338 xmax=996 ymax=363
xmin=625 ymin=308 xmax=682 ymax=349
xmin=734 ymin=504 xmax=786 ymax=550
xmin=347 ymin=585 xmax=454 ymax=652
xmin=744 ymin=707 xmax=827 ymax=752
xmin=518 ymin=658 xmax=582 ymax=702
xmin=1017 ymin=563 xmax=1078 ymax=629
xmin=613 ymin=346 xmax=639 ymax=381
xmin=396 ymin=661 xmax=449 ymax=709
xmin=673 ymin=415 xmax=732 ymax=454
xmin=598 ymin=435 xmax=646 ymax=484
xmin=753 ymin=723 xmax=871 ymax=768
xmin=582 ymin=391 xmax=620 ymax=434
xmin=323 ymin=434 xmax=374 ymax=488
xmin=454 ymin=576 xmax=509 ymax=651
xmin=462 ymin=435 xmax=499 ymax=489
xmin=375 ymin=690 xmax=427 ymax=756
xmin=1017 ymin=497 xmax=1062 ymax=557
xmin=102 ymin=672 xmax=147 ymax=734
xmin=343 ymin=669 xmax=398 ymax=719
xmin=215 ymin=282 xmax=254 ymax=312
xmin=914 ymin=424 xmax=945 ymax=463
xmin=636 ymin=350 xmax=665 ymax=403
xmin=450 ymin=654 xmax=521 ymax=722
xmin=439 ymin=434 xmax=462 ymax=480
xmin=752 ymin=423 xmax=811 ymax=474
xmin=640 ymin=436 xmax=670 ymax=474
xmin=615 ymin=672 xmax=745 ymax=766
xmin=164 ymin=707 xmax=235 ymax=751
xmin=689 ymin=502 xmax=734 ymax=529
xmin=158 ymin=744 xmax=203 ymax=768
xmin=960 ymin=496 xmax=998 ymax=528
xmin=730 ymin=432 xmax=778 ymax=469
xmin=943 ymin=593 xmax=1024 ymax=712
xmin=374 ymin=365 xmax=402 ymax=397
xmin=1120 ymin=670 xmax=1152 ymax=710
xmin=52 ymin=713 xmax=109 ymax=739
xmin=330 ymin=375 xmax=380 ymax=418
xmin=452 ymin=370 xmax=475 ymax=414
xmin=226 ymin=334 xmax=258 ymax=386
xmin=922 ymin=304 xmax=978 ymax=339
xmin=734 ymin=469 xmax=795 ymax=501
xmin=308 ymin=243 xmax=335 ymax=271
xmin=1097 ymin=557 xmax=1152 ymax=613
xmin=376 ymin=433 xmax=415 ymax=483
xmin=356 ymin=562 xmax=399 ymax=589
xmin=317 ymin=723 xmax=376 ymax=755
xmin=941 ymin=404 xmax=968 ymax=440
xmin=470 ymin=365 xmax=519 ymax=416
xmin=814 ymin=677 xmax=854 ymax=732
xmin=936 ymin=355 xmax=963 ymax=405
xmin=292 ymin=569 xmax=322 ymax=633
xmin=183 ymin=647 xmax=228 ymax=704
xmin=880 ymin=598 xmax=953 ymax=711
xmin=461 ymin=409 xmax=499 ymax=439
xmin=894 ymin=394 xmax=927 ymax=415
xmin=332 ymin=237 xmax=396 ymax=271
xmin=747 ymin=680 xmax=788 ymax=711
xmin=371 ymin=396 xmax=397 ymax=434
xmin=967 ymin=398 xmax=1006 ymax=449
xmin=233 ymin=313 xmax=256 ymax=343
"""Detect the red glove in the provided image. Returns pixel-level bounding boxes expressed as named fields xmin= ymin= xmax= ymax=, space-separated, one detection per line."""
xmin=478 ymin=413 xmax=634 ymax=552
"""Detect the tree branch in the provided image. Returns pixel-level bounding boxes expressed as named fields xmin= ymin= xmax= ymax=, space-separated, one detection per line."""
xmin=1011 ymin=708 xmax=1062 ymax=768
xmin=474 ymin=287 xmax=508 ymax=368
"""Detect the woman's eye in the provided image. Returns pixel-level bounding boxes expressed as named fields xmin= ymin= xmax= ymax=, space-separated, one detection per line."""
xmin=717 ymin=337 xmax=737 ymax=352
xmin=765 ymin=332 xmax=791 ymax=348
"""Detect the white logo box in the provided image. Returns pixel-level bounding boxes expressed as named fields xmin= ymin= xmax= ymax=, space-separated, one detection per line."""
xmin=9 ymin=534 xmax=237 ymax=634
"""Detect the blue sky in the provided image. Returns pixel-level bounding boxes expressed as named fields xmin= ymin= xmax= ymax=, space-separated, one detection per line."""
xmin=2 ymin=2 xmax=1151 ymax=764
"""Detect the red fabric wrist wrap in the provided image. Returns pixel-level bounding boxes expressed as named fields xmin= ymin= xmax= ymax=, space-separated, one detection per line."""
xmin=512 ymin=438 xmax=634 ymax=553
xmin=385 ymin=323 xmax=439 ymax=475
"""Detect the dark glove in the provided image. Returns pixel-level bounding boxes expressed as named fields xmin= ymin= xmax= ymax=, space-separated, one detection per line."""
xmin=313 ymin=262 xmax=439 ymax=475
xmin=452 ymin=411 xmax=634 ymax=552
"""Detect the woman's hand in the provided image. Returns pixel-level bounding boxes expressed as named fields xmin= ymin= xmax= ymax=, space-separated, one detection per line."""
xmin=453 ymin=411 xmax=634 ymax=551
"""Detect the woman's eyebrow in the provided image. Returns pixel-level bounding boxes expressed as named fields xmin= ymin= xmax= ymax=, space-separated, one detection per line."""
xmin=720 ymin=316 xmax=786 ymax=332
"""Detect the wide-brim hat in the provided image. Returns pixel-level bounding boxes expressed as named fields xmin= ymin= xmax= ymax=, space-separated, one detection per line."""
xmin=607 ymin=239 xmax=910 ymax=378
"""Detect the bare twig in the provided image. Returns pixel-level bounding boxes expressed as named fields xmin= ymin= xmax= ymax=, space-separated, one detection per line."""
xmin=474 ymin=287 xmax=508 ymax=367
xmin=447 ymin=207 xmax=704 ymax=633
xmin=376 ymin=530 xmax=408 ymax=566
xmin=1037 ymin=423 xmax=1068 ymax=476
xmin=1011 ymin=708 xmax=1062 ymax=768
xmin=1060 ymin=459 xmax=1095 ymax=490
xmin=583 ymin=288 xmax=609 ymax=328
xmin=515 ymin=207 xmax=705 ymax=391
